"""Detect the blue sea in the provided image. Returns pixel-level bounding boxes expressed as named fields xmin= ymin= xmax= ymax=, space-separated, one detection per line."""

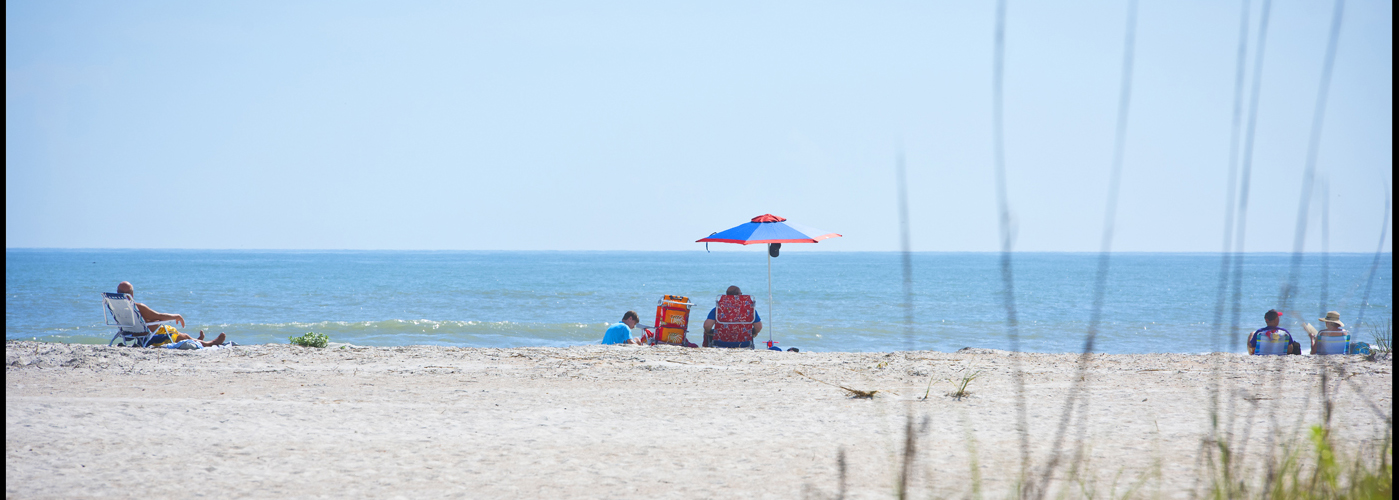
xmin=5 ymin=249 xmax=1391 ymax=353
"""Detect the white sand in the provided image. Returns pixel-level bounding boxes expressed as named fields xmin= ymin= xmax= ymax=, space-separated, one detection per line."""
xmin=6 ymin=341 xmax=1391 ymax=499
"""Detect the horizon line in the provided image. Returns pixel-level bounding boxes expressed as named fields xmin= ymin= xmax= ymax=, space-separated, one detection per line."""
xmin=5 ymin=247 xmax=1392 ymax=255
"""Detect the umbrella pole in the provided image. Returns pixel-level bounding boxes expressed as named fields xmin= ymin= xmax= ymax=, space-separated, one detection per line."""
xmin=767 ymin=251 xmax=773 ymax=346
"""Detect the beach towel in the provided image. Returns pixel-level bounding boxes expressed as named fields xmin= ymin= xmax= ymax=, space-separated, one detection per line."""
xmin=146 ymin=325 xmax=182 ymax=348
xmin=163 ymin=339 xmax=203 ymax=350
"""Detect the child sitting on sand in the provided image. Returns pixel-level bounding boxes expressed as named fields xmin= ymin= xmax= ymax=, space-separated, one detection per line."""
xmin=601 ymin=311 xmax=646 ymax=345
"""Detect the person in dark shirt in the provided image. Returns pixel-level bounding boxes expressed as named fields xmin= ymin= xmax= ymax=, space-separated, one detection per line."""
xmin=702 ymin=286 xmax=762 ymax=348
xmin=1248 ymin=309 xmax=1298 ymax=355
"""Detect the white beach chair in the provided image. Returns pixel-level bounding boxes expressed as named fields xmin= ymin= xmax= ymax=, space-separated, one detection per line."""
xmin=104 ymin=292 xmax=174 ymax=347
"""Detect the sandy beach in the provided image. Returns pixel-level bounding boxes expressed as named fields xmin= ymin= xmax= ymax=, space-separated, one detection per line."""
xmin=6 ymin=341 xmax=1391 ymax=499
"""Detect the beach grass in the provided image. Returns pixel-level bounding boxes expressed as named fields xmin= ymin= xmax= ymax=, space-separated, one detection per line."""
xmin=1200 ymin=425 xmax=1392 ymax=500
xmin=1372 ymin=319 xmax=1391 ymax=356
xmin=947 ymin=369 xmax=982 ymax=400
xmin=867 ymin=411 xmax=1390 ymax=500
xmin=846 ymin=328 xmax=1393 ymax=500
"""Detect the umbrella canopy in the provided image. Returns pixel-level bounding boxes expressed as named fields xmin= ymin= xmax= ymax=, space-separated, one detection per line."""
xmin=695 ymin=214 xmax=841 ymax=245
xmin=696 ymin=214 xmax=841 ymax=349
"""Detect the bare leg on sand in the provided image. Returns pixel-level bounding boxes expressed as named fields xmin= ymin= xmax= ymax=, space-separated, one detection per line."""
xmin=200 ymin=333 xmax=226 ymax=347
xmin=175 ymin=332 xmax=225 ymax=347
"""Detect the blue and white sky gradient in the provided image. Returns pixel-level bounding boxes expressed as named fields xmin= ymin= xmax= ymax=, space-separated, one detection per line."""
xmin=6 ymin=1 xmax=1393 ymax=252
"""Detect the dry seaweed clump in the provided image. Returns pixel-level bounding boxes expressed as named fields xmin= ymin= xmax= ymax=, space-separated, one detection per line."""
xmin=795 ymin=370 xmax=879 ymax=398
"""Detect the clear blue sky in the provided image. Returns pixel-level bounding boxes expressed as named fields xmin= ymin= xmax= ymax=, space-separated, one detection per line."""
xmin=6 ymin=1 xmax=1392 ymax=252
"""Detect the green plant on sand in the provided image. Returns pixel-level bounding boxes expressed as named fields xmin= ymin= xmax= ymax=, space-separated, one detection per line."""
xmin=947 ymin=369 xmax=982 ymax=400
xmin=1373 ymin=319 xmax=1391 ymax=355
xmin=1204 ymin=424 xmax=1391 ymax=500
xmin=289 ymin=331 xmax=329 ymax=348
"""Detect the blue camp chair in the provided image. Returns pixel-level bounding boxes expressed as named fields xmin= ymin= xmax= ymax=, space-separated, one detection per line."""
xmin=1312 ymin=333 xmax=1350 ymax=355
xmin=1252 ymin=331 xmax=1291 ymax=356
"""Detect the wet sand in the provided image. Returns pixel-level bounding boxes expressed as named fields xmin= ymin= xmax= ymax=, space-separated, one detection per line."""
xmin=6 ymin=341 xmax=1392 ymax=498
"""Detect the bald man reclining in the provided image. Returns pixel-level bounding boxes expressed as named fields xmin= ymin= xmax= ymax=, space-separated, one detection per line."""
xmin=117 ymin=281 xmax=226 ymax=347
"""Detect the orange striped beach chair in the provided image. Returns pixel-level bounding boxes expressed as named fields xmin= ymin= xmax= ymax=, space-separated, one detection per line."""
xmin=649 ymin=295 xmax=697 ymax=347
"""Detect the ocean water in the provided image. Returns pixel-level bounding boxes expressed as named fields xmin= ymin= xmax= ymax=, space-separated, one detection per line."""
xmin=5 ymin=249 xmax=1391 ymax=353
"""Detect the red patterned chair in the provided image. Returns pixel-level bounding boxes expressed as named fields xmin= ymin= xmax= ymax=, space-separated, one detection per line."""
xmin=709 ymin=294 xmax=757 ymax=348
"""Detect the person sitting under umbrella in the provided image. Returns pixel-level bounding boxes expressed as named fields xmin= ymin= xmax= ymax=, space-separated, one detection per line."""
xmin=697 ymin=214 xmax=839 ymax=349
xmin=703 ymin=286 xmax=762 ymax=348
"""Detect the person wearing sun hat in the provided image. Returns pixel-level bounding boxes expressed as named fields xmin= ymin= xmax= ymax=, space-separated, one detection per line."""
xmin=1307 ymin=311 xmax=1349 ymax=355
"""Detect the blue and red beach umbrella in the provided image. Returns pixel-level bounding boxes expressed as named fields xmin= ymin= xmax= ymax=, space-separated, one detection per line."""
xmin=697 ymin=214 xmax=841 ymax=349
xmin=696 ymin=214 xmax=842 ymax=246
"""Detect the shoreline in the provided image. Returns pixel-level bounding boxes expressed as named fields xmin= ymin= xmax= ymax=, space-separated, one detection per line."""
xmin=5 ymin=336 xmax=1326 ymax=356
xmin=7 ymin=342 xmax=1392 ymax=498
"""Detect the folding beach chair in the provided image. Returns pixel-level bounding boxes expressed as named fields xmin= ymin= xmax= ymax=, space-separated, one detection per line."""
xmin=1251 ymin=330 xmax=1291 ymax=356
xmin=104 ymin=292 xmax=174 ymax=347
xmin=649 ymin=295 xmax=696 ymax=346
xmin=1312 ymin=333 xmax=1350 ymax=355
xmin=709 ymin=294 xmax=756 ymax=349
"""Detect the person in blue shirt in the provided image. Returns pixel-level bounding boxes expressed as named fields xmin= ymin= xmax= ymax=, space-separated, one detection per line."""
xmin=602 ymin=311 xmax=644 ymax=345
xmin=702 ymin=286 xmax=762 ymax=347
